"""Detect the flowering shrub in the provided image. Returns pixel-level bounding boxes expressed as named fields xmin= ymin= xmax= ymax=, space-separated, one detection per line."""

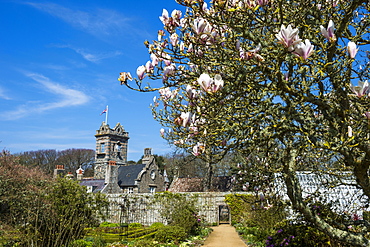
xmin=265 ymin=223 xmax=342 ymax=247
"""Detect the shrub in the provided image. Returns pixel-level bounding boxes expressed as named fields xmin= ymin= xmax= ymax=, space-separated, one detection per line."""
xmin=69 ymin=239 xmax=93 ymax=247
xmin=155 ymin=225 xmax=187 ymax=243
xmin=154 ymin=192 xmax=201 ymax=235
xmin=128 ymin=239 xmax=159 ymax=247
xmin=150 ymin=222 xmax=165 ymax=228
xmin=82 ymin=236 xmax=106 ymax=247
xmin=99 ymin=222 xmax=120 ymax=228
xmin=266 ymin=223 xmax=337 ymax=247
xmin=0 ymin=152 xmax=110 ymax=247
xmin=129 ymin=223 xmax=143 ymax=228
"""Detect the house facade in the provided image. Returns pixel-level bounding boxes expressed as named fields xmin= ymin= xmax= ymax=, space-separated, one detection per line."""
xmin=80 ymin=122 xmax=168 ymax=194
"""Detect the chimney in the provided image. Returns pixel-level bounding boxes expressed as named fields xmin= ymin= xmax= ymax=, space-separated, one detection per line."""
xmin=76 ymin=167 xmax=84 ymax=181
xmin=54 ymin=164 xmax=65 ymax=178
xmin=142 ymin=148 xmax=152 ymax=163
xmin=102 ymin=160 xmax=121 ymax=193
xmin=66 ymin=172 xmax=74 ymax=180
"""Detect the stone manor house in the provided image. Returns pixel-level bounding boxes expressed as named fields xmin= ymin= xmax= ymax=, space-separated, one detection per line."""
xmin=78 ymin=122 xmax=169 ymax=194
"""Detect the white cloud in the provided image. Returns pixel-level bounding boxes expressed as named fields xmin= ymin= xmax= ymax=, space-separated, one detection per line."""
xmin=52 ymin=44 xmax=122 ymax=63
xmin=2 ymin=73 xmax=89 ymax=120
xmin=73 ymin=48 xmax=122 ymax=63
xmin=26 ymin=2 xmax=131 ymax=37
xmin=0 ymin=86 xmax=11 ymax=100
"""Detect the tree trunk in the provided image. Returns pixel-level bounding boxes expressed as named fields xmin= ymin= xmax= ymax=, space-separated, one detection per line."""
xmin=203 ymin=161 xmax=213 ymax=192
xmin=283 ymin=149 xmax=370 ymax=247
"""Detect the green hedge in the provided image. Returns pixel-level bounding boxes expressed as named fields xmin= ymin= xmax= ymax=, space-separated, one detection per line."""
xmin=154 ymin=225 xmax=187 ymax=243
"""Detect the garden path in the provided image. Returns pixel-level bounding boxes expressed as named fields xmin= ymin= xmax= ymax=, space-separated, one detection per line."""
xmin=202 ymin=224 xmax=248 ymax=247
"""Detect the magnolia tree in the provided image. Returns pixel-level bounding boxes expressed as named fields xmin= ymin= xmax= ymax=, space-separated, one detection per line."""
xmin=120 ymin=0 xmax=369 ymax=245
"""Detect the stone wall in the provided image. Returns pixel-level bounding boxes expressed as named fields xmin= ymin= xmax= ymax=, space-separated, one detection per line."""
xmin=105 ymin=192 xmax=251 ymax=226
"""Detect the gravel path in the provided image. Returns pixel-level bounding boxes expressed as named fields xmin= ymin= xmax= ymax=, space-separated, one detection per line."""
xmin=202 ymin=224 xmax=248 ymax=247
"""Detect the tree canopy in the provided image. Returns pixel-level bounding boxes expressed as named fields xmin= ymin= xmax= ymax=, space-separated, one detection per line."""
xmin=120 ymin=0 xmax=369 ymax=245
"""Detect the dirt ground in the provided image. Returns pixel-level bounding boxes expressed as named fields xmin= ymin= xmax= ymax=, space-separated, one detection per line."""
xmin=202 ymin=224 xmax=248 ymax=247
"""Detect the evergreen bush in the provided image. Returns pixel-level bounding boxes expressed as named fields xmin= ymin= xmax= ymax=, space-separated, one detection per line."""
xmin=154 ymin=225 xmax=187 ymax=243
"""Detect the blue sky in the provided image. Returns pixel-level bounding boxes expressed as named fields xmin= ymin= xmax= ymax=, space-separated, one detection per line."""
xmin=0 ymin=0 xmax=183 ymax=161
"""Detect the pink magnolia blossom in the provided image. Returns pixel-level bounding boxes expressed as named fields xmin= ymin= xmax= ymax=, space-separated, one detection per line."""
xmin=192 ymin=142 xmax=205 ymax=156
xmin=152 ymin=96 xmax=159 ymax=107
xmin=136 ymin=65 xmax=146 ymax=80
xmin=202 ymin=2 xmax=208 ymax=12
xmin=243 ymin=0 xmax=256 ymax=8
xmin=145 ymin=61 xmax=153 ymax=73
xmin=327 ymin=0 xmax=340 ymax=7
xmin=292 ymin=39 xmax=314 ymax=60
xmin=320 ymin=20 xmax=336 ymax=42
xmin=193 ymin=18 xmax=209 ymax=35
xmin=159 ymin=9 xmax=170 ymax=26
xmin=350 ymin=80 xmax=369 ymax=97
xmin=364 ymin=112 xmax=370 ymax=120
xmin=179 ymin=42 xmax=185 ymax=52
xmin=118 ymin=72 xmax=133 ymax=84
xmin=256 ymin=0 xmax=269 ymax=6
xmin=150 ymin=53 xmax=159 ymax=66
xmin=239 ymin=44 xmax=265 ymax=62
xmin=163 ymin=54 xmax=172 ymax=66
xmin=159 ymin=9 xmax=181 ymax=28
xmin=159 ymin=87 xmax=175 ymax=100
xmin=186 ymin=85 xmax=199 ymax=100
xmin=180 ymin=112 xmax=192 ymax=127
xmin=163 ymin=64 xmax=176 ymax=80
xmin=188 ymin=43 xmax=194 ymax=53
xmin=347 ymin=41 xmax=358 ymax=59
xmin=189 ymin=126 xmax=199 ymax=135
xmin=171 ymin=10 xmax=181 ymax=20
xmin=174 ymin=139 xmax=184 ymax=145
xmin=160 ymin=128 xmax=165 ymax=137
xmin=157 ymin=30 xmax=165 ymax=41
xmin=276 ymin=24 xmax=301 ymax=51
xmin=170 ymin=33 xmax=179 ymax=46
xmin=348 ymin=126 xmax=353 ymax=137
xmin=197 ymin=73 xmax=224 ymax=93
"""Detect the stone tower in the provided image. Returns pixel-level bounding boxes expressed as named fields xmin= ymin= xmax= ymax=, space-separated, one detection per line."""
xmin=94 ymin=122 xmax=129 ymax=179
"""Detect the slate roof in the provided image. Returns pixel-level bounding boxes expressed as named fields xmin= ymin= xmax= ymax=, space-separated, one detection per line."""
xmin=80 ymin=179 xmax=105 ymax=192
xmin=118 ymin=164 xmax=146 ymax=187
xmin=169 ymin=176 xmax=233 ymax=192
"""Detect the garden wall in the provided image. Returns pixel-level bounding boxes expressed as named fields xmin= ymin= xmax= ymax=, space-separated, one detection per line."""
xmin=106 ymin=192 xmax=251 ymax=226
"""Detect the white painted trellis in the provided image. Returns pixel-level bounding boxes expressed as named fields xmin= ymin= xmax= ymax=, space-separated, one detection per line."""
xmin=274 ymin=172 xmax=369 ymax=218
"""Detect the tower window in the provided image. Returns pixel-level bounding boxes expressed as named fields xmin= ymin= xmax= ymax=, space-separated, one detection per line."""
xmin=101 ymin=143 xmax=105 ymax=153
